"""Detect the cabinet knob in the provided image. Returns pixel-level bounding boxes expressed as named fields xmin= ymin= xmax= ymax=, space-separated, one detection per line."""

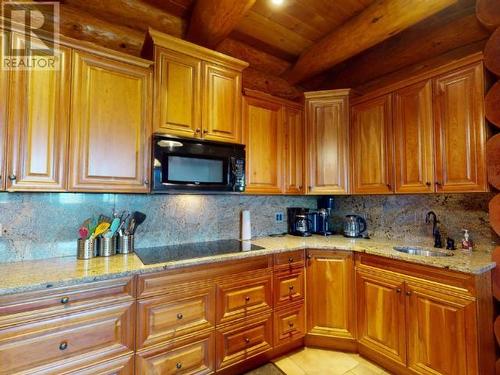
xmin=298 ymin=186 xmax=303 ymax=190
xmin=177 ymin=313 xmax=183 ymax=320
xmin=244 ymin=337 xmax=251 ymax=344
xmin=426 ymin=182 xmax=431 ymax=187
xmin=306 ymin=254 xmax=312 ymax=260
xmin=288 ymin=322 xmax=294 ymax=328
xmin=245 ymin=296 xmax=250 ymax=302
xmin=396 ymin=288 xmax=401 ymax=294
xmin=288 ymin=257 xmax=294 ymax=263
xmin=59 ymin=341 xmax=68 ymax=351
xmin=60 ymin=296 xmax=70 ymax=304
xmin=176 ymin=363 xmax=182 ymax=369
xmin=289 ymin=285 xmax=295 ymax=291
xmin=195 ymin=128 xmax=201 ymax=133
xmin=435 ymin=181 xmax=442 ymax=186
xmin=144 ymin=178 xmax=149 ymax=185
xmin=406 ymin=291 xmax=412 ymax=296
xmin=8 ymin=174 xmax=16 ymax=181
xmin=203 ymin=129 xmax=208 ymax=134
xmin=387 ymin=184 xmax=392 ymax=190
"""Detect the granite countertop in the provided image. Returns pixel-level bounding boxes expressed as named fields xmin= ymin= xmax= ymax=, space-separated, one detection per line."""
xmin=0 ymin=235 xmax=496 ymax=296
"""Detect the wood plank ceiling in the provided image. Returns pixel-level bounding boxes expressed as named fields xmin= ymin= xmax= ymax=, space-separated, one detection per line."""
xmin=30 ymin=0 xmax=490 ymax=100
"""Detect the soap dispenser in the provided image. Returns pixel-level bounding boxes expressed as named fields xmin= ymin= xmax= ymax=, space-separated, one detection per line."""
xmin=461 ymin=229 xmax=474 ymax=251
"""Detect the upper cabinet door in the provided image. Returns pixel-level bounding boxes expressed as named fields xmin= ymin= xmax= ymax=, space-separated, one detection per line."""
xmin=202 ymin=63 xmax=242 ymax=144
xmin=243 ymin=96 xmax=283 ymax=194
xmin=6 ymin=34 xmax=71 ymax=191
xmin=154 ymin=48 xmax=202 ymax=138
xmin=0 ymin=32 xmax=8 ymax=191
xmin=433 ymin=63 xmax=488 ymax=192
xmin=69 ymin=51 xmax=152 ymax=193
xmin=393 ymin=81 xmax=434 ymax=194
xmin=351 ymin=95 xmax=394 ymax=194
xmin=284 ymin=107 xmax=305 ymax=194
xmin=305 ymin=91 xmax=350 ymax=195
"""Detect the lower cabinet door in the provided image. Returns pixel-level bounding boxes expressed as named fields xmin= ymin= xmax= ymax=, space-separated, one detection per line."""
xmin=135 ymin=331 xmax=215 ymax=375
xmin=274 ymin=302 xmax=305 ymax=347
xmin=0 ymin=301 xmax=135 ymax=374
xmin=405 ymin=281 xmax=478 ymax=375
xmin=69 ymin=354 xmax=135 ymax=375
xmin=356 ymin=269 xmax=406 ymax=366
xmin=306 ymin=250 xmax=357 ymax=349
xmin=215 ymin=313 xmax=273 ymax=370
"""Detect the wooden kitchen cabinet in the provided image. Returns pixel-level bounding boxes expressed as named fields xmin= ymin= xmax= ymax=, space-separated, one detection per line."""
xmin=6 ymin=34 xmax=71 ymax=191
xmin=243 ymin=95 xmax=284 ymax=194
xmin=68 ymin=50 xmax=152 ymax=193
xmin=405 ymin=280 xmax=477 ymax=375
xmin=356 ymin=267 xmax=407 ymax=367
xmin=305 ymin=90 xmax=350 ymax=195
xmin=202 ymin=63 xmax=242 ymax=143
xmin=433 ymin=62 xmax=488 ymax=192
xmin=393 ymin=80 xmax=435 ymax=194
xmin=351 ymin=94 xmax=394 ymax=194
xmin=153 ymin=47 xmax=202 ymax=138
xmin=0 ymin=31 xmax=8 ymax=191
xmin=305 ymin=250 xmax=357 ymax=350
xmin=145 ymin=29 xmax=248 ymax=144
xmin=284 ymin=107 xmax=305 ymax=194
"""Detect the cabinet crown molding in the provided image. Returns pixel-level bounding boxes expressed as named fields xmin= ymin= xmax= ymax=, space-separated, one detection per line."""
xmin=144 ymin=28 xmax=249 ymax=72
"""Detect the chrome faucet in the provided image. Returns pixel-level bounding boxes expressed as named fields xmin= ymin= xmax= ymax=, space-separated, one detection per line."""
xmin=425 ymin=211 xmax=442 ymax=248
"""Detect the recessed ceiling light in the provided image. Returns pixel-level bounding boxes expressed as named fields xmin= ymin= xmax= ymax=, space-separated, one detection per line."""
xmin=271 ymin=0 xmax=284 ymax=5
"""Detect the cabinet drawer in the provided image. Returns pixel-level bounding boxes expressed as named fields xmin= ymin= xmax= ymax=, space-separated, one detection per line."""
xmin=215 ymin=313 xmax=272 ymax=370
xmin=0 ymin=277 xmax=135 ymax=325
xmin=136 ymin=331 xmax=215 ymax=375
xmin=68 ymin=354 xmax=134 ymax=375
xmin=216 ymin=269 xmax=272 ymax=324
xmin=274 ymin=250 xmax=305 ymax=268
xmin=136 ymin=287 xmax=215 ymax=349
xmin=0 ymin=301 xmax=134 ymax=375
xmin=274 ymin=303 xmax=306 ymax=347
xmin=274 ymin=268 xmax=305 ymax=307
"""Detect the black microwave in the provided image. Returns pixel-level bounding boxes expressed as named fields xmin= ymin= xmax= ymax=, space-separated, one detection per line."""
xmin=152 ymin=134 xmax=246 ymax=193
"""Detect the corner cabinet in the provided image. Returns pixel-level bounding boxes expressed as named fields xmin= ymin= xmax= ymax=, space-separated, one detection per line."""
xmin=351 ymin=94 xmax=394 ymax=195
xmin=5 ymin=34 xmax=71 ymax=192
xmin=433 ymin=63 xmax=488 ymax=192
xmin=68 ymin=51 xmax=152 ymax=193
xmin=305 ymin=250 xmax=357 ymax=351
xmin=145 ymin=28 xmax=248 ymax=144
xmin=243 ymin=89 xmax=305 ymax=195
xmin=304 ymin=90 xmax=350 ymax=195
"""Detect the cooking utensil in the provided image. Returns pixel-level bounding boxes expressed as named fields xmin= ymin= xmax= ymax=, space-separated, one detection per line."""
xmin=117 ymin=213 xmax=130 ymax=236
xmin=98 ymin=215 xmax=112 ymax=224
xmin=78 ymin=226 xmax=89 ymax=240
xmin=129 ymin=211 xmax=146 ymax=234
xmin=104 ymin=218 xmax=120 ymax=238
xmin=91 ymin=222 xmax=110 ymax=239
xmin=127 ymin=218 xmax=136 ymax=235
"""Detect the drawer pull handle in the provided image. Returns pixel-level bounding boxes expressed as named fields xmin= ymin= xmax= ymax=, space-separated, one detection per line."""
xmin=60 ymin=296 xmax=70 ymax=304
xmin=245 ymin=296 xmax=250 ymax=302
xmin=176 ymin=363 xmax=182 ymax=369
xmin=288 ymin=257 xmax=294 ymax=263
xmin=177 ymin=313 xmax=183 ymax=320
xmin=59 ymin=341 xmax=68 ymax=351
xmin=288 ymin=285 xmax=295 ymax=291
xmin=244 ymin=337 xmax=251 ymax=344
xmin=288 ymin=322 xmax=294 ymax=328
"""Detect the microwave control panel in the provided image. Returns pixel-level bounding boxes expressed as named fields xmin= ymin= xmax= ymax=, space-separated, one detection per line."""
xmin=232 ymin=158 xmax=246 ymax=192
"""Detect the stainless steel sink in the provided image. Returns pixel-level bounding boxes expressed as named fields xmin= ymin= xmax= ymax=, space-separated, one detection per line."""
xmin=393 ymin=246 xmax=454 ymax=257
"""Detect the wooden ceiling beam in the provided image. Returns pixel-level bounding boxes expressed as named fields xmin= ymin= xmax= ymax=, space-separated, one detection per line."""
xmin=186 ymin=0 xmax=256 ymax=49
xmin=281 ymin=0 xmax=457 ymax=84
xmin=326 ymin=8 xmax=489 ymax=89
xmin=476 ymin=0 xmax=500 ymax=31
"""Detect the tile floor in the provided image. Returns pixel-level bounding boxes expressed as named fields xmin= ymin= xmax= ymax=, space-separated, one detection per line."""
xmin=272 ymin=347 xmax=392 ymax=375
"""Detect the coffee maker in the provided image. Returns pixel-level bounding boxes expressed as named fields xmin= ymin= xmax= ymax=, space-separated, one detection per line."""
xmin=312 ymin=197 xmax=334 ymax=235
xmin=287 ymin=207 xmax=312 ymax=237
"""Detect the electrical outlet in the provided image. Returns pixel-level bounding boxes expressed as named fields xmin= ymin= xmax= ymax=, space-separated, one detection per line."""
xmin=0 ymin=223 xmax=3 ymax=237
xmin=275 ymin=212 xmax=284 ymax=223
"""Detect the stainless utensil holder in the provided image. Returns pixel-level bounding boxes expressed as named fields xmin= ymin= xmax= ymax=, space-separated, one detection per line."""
xmin=77 ymin=239 xmax=97 ymax=260
xmin=118 ymin=235 xmax=134 ymax=254
xmin=98 ymin=237 xmax=117 ymax=257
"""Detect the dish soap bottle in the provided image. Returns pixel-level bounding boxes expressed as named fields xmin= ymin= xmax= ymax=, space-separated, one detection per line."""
xmin=461 ymin=229 xmax=474 ymax=251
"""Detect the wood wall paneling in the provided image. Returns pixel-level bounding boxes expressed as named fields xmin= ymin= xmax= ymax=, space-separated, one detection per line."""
xmin=69 ymin=51 xmax=152 ymax=193
xmin=351 ymin=95 xmax=394 ymax=194
xmin=393 ymin=80 xmax=435 ymax=193
xmin=433 ymin=63 xmax=488 ymax=192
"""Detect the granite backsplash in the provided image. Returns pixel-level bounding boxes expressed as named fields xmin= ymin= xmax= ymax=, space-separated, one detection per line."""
xmin=330 ymin=193 xmax=499 ymax=249
xmin=0 ymin=192 xmax=497 ymax=263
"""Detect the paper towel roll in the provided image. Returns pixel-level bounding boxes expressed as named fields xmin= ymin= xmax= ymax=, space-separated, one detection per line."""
xmin=241 ymin=210 xmax=251 ymax=241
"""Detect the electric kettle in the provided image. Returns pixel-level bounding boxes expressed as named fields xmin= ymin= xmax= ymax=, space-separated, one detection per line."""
xmin=343 ymin=215 xmax=367 ymax=238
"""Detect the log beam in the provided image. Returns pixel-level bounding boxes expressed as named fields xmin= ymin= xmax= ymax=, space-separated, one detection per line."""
xmin=485 ymin=81 xmax=500 ymax=128
xmin=187 ymin=0 xmax=256 ymax=49
xmin=490 ymin=194 xmax=500 ymax=237
xmin=486 ymin=134 xmax=500 ymax=190
xmin=476 ymin=0 xmax=500 ymax=31
xmin=484 ymin=27 xmax=500 ymax=77
xmin=281 ymin=0 xmax=457 ymax=84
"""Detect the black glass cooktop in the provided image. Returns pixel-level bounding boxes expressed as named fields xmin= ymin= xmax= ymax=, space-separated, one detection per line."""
xmin=134 ymin=239 xmax=266 ymax=265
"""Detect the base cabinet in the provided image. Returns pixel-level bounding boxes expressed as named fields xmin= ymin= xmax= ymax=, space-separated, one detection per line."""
xmin=305 ymin=250 xmax=357 ymax=350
